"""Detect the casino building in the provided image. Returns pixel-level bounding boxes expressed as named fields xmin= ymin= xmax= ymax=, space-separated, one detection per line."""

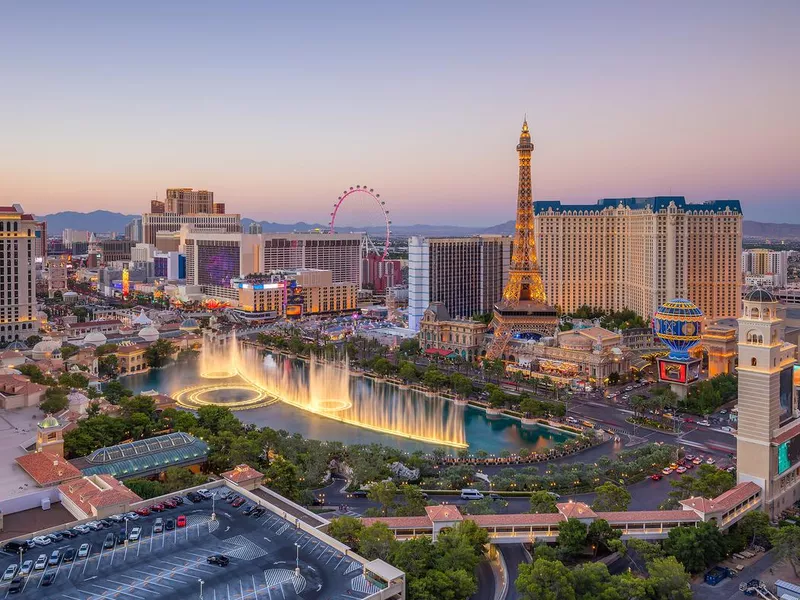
xmin=736 ymin=289 xmax=800 ymax=518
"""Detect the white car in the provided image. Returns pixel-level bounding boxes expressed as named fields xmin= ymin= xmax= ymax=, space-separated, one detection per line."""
xmin=78 ymin=544 xmax=90 ymax=559
xmin=197 ymin=489 xmax=213 ymax=499
xmin=124 ymin=512 xmax=140 ymax=521
xmin=34 ymin=554 xmax=47 ymax=570
xmin=32 ymin=536 xmax=52 ymax=546
xmin=706 ymin=457 xmax=716 ymax=465
xmin=87 ymin=521 xmax=104 ymax=531
xmin=2 ymin=564 xmax=17 ymax=581
xmin=697 ymin=420 xmax=711 ymax=427
xmin=74 ymin=525 xmax=91 ymax=534
xmin=129 ymin=527 xmax=141 ymax=542
xmin=19 ymin=560 xmax=33 ymax=576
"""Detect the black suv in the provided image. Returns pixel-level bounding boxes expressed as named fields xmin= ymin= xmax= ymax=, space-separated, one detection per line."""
xmin=207 ymin=554 xmax=230 ymax=567
xmin=2 ymin=541 xmax=27 ymax=555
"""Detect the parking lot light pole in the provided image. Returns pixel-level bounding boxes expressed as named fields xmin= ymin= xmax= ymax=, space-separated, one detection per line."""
xmin=211 ymin=492 xmax=216 ymax=521
xmin=199 ymin=578 xmax=204 ymax=599
xmin=295 ymin=542 xmax=300 ymax=576
xmin=19 ymin=547 xmax=23 ymax=568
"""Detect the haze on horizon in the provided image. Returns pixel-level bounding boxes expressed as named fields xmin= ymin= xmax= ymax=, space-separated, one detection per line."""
xmin=1 ymin=1 xmax=798 ymax=225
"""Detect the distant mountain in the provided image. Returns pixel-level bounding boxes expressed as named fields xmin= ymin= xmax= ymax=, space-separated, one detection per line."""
xmin=40 ymin=210 xmax=140 ymax=235
xmin=743 ymin=220 xmax=800 ymax=239
xmin=38 ymin=210 xmax=800 ymax=240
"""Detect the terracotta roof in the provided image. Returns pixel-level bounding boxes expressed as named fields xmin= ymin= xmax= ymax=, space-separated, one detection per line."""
xmin=471 ymin=513 xmax=564 ymax=526
xmin=15 ymin=452 xmax=82 ymax=486
xmin=425 ymin=504 xmax=464 ymax=522
xmin=595 ymin=510 xmax=700 ymax=524
xmin=220 ymin=464 xmax=264 ymax=484
xmin=0 ymin=374 xmax=48 ymax=395
xmin=361 ymin=516 xmax=433 ymax=529
xmin=578 ymin=327 xmax=619 ymax=341
xmin=58 ymin=475 xmax=141 ymax=515
xmin=557 ymin=502 xmax=597 ymax=519
xmin=0 ymin=350 xmax=24 ymax=359
xmin=68 ymin=320 xmax=122 ymax=330
xmin=680 ymin=482 xmax=761 ymax=515
xmin=115 ymin=343 xmax=149 ymax=355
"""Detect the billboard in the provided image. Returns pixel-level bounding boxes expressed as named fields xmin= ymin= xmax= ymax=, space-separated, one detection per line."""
xmin=658 ymin=357 xmax=701 ymax=384
xmin=778 ymin=433 xmax=800 ymax=474
xmin=779 ymin=364 xmax=795 ymax=425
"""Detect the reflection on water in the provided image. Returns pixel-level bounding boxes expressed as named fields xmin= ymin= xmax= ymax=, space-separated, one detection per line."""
xmin=125 ymin=354 xmax=572 ymax=454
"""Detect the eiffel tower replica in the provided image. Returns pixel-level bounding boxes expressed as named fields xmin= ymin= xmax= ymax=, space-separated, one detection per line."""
xmin=486 ymin=119 xmax=558 ymax=360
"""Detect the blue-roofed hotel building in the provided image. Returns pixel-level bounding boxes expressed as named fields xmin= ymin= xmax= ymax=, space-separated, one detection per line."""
xmin=533 ymin=197 xmax=743 ymax=320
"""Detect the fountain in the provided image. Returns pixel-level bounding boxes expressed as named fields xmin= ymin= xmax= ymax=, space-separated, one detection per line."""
xmin=176 ymin=335 xmax=468 ymax=448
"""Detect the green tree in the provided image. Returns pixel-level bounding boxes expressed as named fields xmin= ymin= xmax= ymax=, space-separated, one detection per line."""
xmin=488 ymin=387 xmax=507 ymax=408
xmin=557 ymin=518 xmax=587 ymax=559
xmin=359 ymin=522 xmax=397 ymax=560
xmin=516 ymin=558 xmax=575 ymax=600
xmin=72 ymin=307 xmax=88 ymax=322
xmin=666 ymin=464 xmax=735 ymax=507
xmin=119 ymin=395 xmax=156 ymax=419
xmin=587 ymin=519 xmax=621 ymax=556
xmin=607 ymin=372 xmax=620 ymax=386
xmin=264 ymin=456 xmax=300 ymax=501
xmin=592 ymin=482 xmax=631 ymax=512
xmin=572 ymin=562 xmax=613 ymax=599
xmin=395 ymin=485 xmax=429 ymax=517
xmin=372 ymin=357 xmax=394 ymax=377
xmin=59 ymin=371 xmax=89 ymax=389
xmin=770 ymin=525 xmax=800 ymax=576
xmin=647 ymin=556 xmax=693 ymax=600
xmin=18 ymin=364 xmax=48 ymax=384
xmin=25 ymin=335 xmax=42 ymax=348
xmin=737 ymin=510 xmax=771 ymax=547
xmin=143 ymin=339 xmax=177 ymax=368
xmin=125 ymin=478 xmax=166 ymax=499
xmin=327 ymin=516 xmax=365 ymax=551
xmin=529 ymin=491 xmax=558 ymax=514
xmin=98 ymin=354 xmax=119 ymax=378
xmin=449 ymin=373 xmax=473 ymax=398
xmin=422 ymin=368 xmax=448 ymax=390
xmin=368 ymin=481 xmax=398 ymax=516
xmin=40 ymin=388 xmax=69 ymax=414
xmin=663 ymin=521 xmax=726 ymax=573
xmin=60 ymin=343 xmax=80 ymax=360
xmin=94 ymin=343 xmax=119 ymax=356
xmin=398 ymin=338 xmax=420 ymax=357
xmin=102 ymin=379 xmax=133 ymax=404
xmin=398 ymin=361 xmax=419 ymax=383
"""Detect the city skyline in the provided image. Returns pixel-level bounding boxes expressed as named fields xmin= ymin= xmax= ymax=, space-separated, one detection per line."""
xmin=2 ymin=2 xmax=798 ymax=224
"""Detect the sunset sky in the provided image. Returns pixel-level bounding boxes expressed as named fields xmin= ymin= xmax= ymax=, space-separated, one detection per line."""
xmin=1 ymin=2 xmax=798 ymax=225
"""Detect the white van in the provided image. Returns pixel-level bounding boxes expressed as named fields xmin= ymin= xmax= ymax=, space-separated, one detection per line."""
xmin=460 ymin=489 xmax=484 ymax=500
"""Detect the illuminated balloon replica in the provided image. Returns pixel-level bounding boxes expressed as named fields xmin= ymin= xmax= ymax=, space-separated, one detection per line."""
xmin=653 ymin=298 xmax=704 ymax=397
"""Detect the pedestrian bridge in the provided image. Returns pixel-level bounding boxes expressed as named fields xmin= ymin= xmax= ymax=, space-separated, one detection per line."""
xmin=362 ymin=482 xmax=762 ymax=543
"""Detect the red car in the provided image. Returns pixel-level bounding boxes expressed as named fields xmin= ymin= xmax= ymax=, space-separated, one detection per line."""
xmin=650 ymin=474 xmax=662 ymax=481
xmin=162 ymin=499 xmax=177 ymax=509
xmin=231 ymin=497 xmax=246 ymax=508
xmin=176 ymin=515 xmax=186 ymax=528
xmin=683 ymin=417 xmax=694 ymax=423
xmin=685 ymin=462 xmax=694 ymax=469
xmin=135 ymin=507 xmax=151 ymax=516
xmin=150 ymin=503 xmax=165 ymax=512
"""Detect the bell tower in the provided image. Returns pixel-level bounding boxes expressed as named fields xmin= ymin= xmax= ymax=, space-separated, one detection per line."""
xmin=736 ymin=288 xmax=799 ymax=517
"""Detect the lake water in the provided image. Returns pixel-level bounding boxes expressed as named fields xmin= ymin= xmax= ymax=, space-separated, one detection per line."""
xmin=124 ymin=360 xmax=572 ymax=454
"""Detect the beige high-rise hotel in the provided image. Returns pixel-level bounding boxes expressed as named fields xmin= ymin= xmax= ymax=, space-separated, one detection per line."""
xmin=533 ymin=197 xmax=743 ymax=320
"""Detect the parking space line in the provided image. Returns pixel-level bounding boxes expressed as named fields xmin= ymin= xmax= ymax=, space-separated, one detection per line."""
xmin=88 ymin=581 xmax=146 ymax=599
xmin=96 ymin=544 xmax=106 ymax=572
xmin=118 ymin=573 xmax=174 ymax=591
xmin=82 ymin=545 xmax=93 ymax=576
xmin=108 ymin=578 xmax=160 ymax=595
xmin=325 ymin=552 xmax=338 ymax=565
xmin=301 ymin=538 xmax=313 ymax=549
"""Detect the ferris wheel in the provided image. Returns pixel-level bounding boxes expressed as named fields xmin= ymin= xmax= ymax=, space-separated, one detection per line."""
xmin=329 ymin=185 xmax=391 ymax=260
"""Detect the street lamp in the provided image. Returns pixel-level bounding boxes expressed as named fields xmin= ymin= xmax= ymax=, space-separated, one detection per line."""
xmin=211 ymin=491 xmax=216 ymax=521
xmin=295 ymin=542 xmax=300 ymax=576
xmin=198 ymin=579 xmax=204 ymax=599
xmin=18 ymin=547 xmax=23 ymax=568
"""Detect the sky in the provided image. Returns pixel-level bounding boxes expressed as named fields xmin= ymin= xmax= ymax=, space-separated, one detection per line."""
xmin=1 ymin=1 xmax=798 ymax=226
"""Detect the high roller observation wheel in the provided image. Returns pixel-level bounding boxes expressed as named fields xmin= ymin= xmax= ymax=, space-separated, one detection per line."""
xmin=329 ymin=185 xmax=391 ymax=260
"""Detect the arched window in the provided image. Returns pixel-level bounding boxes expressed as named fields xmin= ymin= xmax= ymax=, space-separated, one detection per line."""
xmin=764 ymin=308 xmax=771 ymax=318
xmin=751 ymin=307 xmax=760 ymax=318
xmin=751 ymin=357 xmax=758 ymax=367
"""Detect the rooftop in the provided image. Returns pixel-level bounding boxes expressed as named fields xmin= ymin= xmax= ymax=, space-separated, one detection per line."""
xmin=70 ymin=431 xmax=209 ymax=479
xmin=220 ymin=463 xmax=264 ymax=484
xmin=58 ymin=474 xmax=142 ymax=516
xmin=533 ymin=197 xmax=743 ymax=215
xmin=15 ymin=451 xmax=83 ymax=486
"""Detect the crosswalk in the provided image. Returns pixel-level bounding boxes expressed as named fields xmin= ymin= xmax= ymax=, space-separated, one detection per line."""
xmin=263 ymin=568 xmax=307 ymax=594
xmin=350 ymin=574 xmax=379 ymax=595
xmin=218 ymin=535 xmax=270 ymax=560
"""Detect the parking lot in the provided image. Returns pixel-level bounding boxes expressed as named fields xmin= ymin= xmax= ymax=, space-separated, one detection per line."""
xmin=0 ymin=486 xmax=380 ymax=600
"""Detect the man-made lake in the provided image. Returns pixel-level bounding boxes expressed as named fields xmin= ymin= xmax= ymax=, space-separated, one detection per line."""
xmin=125 ymin=360 xmax=572 ymax=454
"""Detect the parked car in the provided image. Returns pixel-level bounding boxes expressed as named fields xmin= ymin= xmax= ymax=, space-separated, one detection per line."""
xmin=103 ymin=534 xmax=115 ymax=549
xmin=232 ymin=497 xmax=246 ymax=508
xmin=34 ymin=555 xmax=47 ymax=570
xmin=117 ymin=531 xmax=127 ymax=545
xmin=242 ymin=505 xmax=255 ymax=515
xmin=124 ymin=512 xmax=139 ymax=521
xmin=48 ymin=550 xmax=61 ymax=566
xmin=2 ymin=565 xmax=17 ymax=581
xmin=252 ymin=507 xmax=266 ymax=518
xmin=197 ymin=489 xmax=213 ymax=500
xmin=32 ymin=536 xmax=52 ymax=547
xmin=136 ymin=507 xmax=151 ymax=517
xmin=171 ymin=496 xmax=184 ymax=506
xmin=650 ymin=474 xmax=662 ymax=481
xmin=676 ymin=466 xmax=687 ymax=474
xmin=46 ymin=532 xmax=64 ymax=542
xmin=41 ymin=571 xmax=55 ymax=586
xmin=662 ymin=468 xmax=673 ymax=475
xmin=78 ymin=544 xmax=90 ymax=559
xmin=693 ymin=457 xmax=703 ymax=465
xmin=207 ymin=554 xmax=230 ymax=566
xmin=150 ymin=504 xmax=165 ymax=512
xmin=19 ymin=560 xmax=32 ymax=576
xmin=107 ymin=514 xmax=125 ymax=523
xmin=685 ymin=462 xmax=694 ymax=469
xmin=99 ymin=519 xmax=113 ymax=528
xmin=153 ymin=518 xmax=164 ymax=534
xmin=8 ymin=577 xmax=23 ymax=594
xmin=697 ymin=420 xmax=711 ymax=427
xmin=176 ymin=515 xmax=187 ymax=528
xmin=129 ymin=527 xmax=141 ymax=542
xmin=3 ymin=541 xmax=28 ymax=555
xmin=165 ymin=519 xmax=175 ymax=531
xmin=162 ymin=499 xmax=177 ymax=509
xmin=87 ymin=521 xmax=104 ymax=531
xmin=187 ymin=492 xmax=202 ymax=503
xmin=62 ymin=548 xmax=76 ymax=563
xmin=349 ymin=490 xmax=368 ymax=499
xmin=706 ymin=457 xmax=716 ymax=465
xmin=60 ymin=529 xmax=77 ymax=539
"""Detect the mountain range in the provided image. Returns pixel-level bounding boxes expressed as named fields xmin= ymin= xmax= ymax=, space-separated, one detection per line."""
xmin=37 ymin=211 xmax=800 ymax=239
